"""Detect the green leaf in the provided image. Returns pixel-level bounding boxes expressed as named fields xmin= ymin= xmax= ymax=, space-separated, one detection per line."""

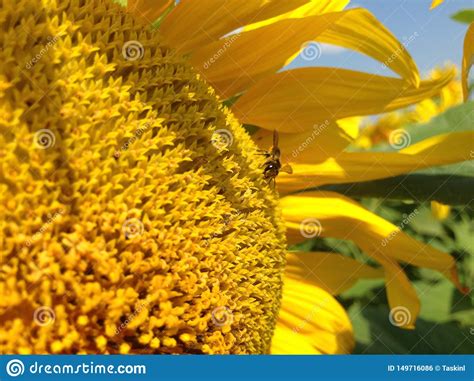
xmin=413 ymin=278 xmax=458 ymax=323
xmin=446 ymin=215 xmax=474 ymax=255
xmin=360 ymin=101 xmax=473 ymax=153
xmin=350 ymin=303 xmax=474 ymax=354
xmin=409 ymin=207 xmax=446 ymax=236
xmin=316 ymin=173 xmax=474 ymax=205
xmin=340 ymin=279 xmax=385 ymax=300
xmin=416 ymin=160 xmax=474 ymax=178
xmin=451 ymin=9 xmax=474 ymax=24
xmin=316 ymin=103 xmax=474 ymax=204
xmin=403 ymin=101 xmax=473 ymax=145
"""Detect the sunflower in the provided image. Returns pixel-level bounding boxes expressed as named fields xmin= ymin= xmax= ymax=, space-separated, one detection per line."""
xmin=0 ymin=0 xmax=471 ymax=355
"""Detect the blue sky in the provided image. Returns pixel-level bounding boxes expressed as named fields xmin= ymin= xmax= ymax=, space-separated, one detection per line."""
xmin=289 ymin=0 xmax=472 ymax=78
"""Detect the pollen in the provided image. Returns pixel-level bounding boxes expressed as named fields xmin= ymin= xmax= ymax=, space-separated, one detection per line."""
xmin=0 ymin=0 xmax=287 ymax=354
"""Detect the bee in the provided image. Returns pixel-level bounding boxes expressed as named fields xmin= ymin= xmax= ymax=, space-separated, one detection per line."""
xmin=261 ymin=130 xmax=293 ymax=187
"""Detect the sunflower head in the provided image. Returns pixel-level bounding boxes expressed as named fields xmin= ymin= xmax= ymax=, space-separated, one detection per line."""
xmin=0 ymin=0 xmax=287 ymax=354
xmin=3 ymin=0 xmax=470 ymax=357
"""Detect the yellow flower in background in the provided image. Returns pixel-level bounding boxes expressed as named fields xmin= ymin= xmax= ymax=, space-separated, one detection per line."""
xmin=431 ymin=201 xmax=451 ymax=221
xmin=354 ymin=66 xmax=463 ymax=149
xmin=430 ymin=0 xmax=445 ymax=10
xmin=0 ymin=0 xmax=470 ymax=355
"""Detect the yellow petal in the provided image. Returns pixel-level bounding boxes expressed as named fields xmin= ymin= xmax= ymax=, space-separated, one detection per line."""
xmin=286 ymin=252 xmax=383 ymax=295
xmin=244 ymin=0 xmax=350 ymax=31
xmin=283 ymin=195 xmax=421 ymax=328
xmin=127 ymin=0 xmax=173 ymax=23
xmin=430 ymin=0 xmax=444 ymax=9
xmin=337 ymin=117 xmax=361 ymax=140
xmin=377 ymin=256 xmax=419 ymax=329
xmin=254 ymin=0 xmax=348 ymax=68
xmin=273 ymin=277 xmax=354 ymax=354
xmin=316 ymin=8 xmax=420 ymax=87
xmin=159 ymin=0 xmax=311 ymax=54
xmin=191 ymin=11 xmax=348 ymax=98
xmin=252 ymin=120 xmax=353 ymax=163
xmin=387 ymin=67 xmax=455 ymax=110
xmin=271 ymin=325 xmax=320 ymax=354
xmin=431 ymin=201 xmax=451 ymax=221
xmin=462 ymin=23 xmax=474 ymax=101
xmin=193 ymin=8 xmax=419 ymax=98
xmin=233 ymin=68 xmax=454 ymax=132
xmin=277 ymin=132 xmax=474 ymax=190
xmin=281 ymin=192 xmax=466 ymax=296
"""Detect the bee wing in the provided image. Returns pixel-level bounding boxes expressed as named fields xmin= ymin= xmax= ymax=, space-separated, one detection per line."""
xmin=280 ymin=164 xmax=293 ymax=174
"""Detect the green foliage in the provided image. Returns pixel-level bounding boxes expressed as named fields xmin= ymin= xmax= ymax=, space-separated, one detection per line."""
xmin=290 ymin=173 xmax=473 ymax=353
xmin=348 ymin=303 xmax=473 ymax=354
xmin=316 ymin=173 xmax=474 ymax=205
xmin=451 ymin=9 xmax=474 ymax=24
xmin=402 ymin=101 xmax=473 ymax=144
xmin=316 ymin=102 xmax=474 ymax=205
xmin=338 ymin=201 xmax=474 ymax=354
